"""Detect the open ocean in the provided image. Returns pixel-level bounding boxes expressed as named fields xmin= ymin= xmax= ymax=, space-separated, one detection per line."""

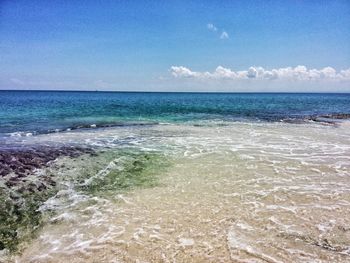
xmin=1 ymin=91 xmax=350 ymax=262
xmin=1 ymin=91 xmax=350 ymax=137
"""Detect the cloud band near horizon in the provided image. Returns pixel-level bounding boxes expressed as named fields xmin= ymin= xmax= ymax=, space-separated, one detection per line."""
xmin=170 ymin=66 xmax=350 ymax=81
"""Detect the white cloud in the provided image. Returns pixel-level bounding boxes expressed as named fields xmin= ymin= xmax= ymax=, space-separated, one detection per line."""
xmin=220 ymin=31 xmax=229 ymax=40
xmin=207 ymin=23 xmax=229 ymax=39
xmin=207 ymin=23 xmax=217 ymax=31
xmin=340 ymin=68 xmax=350 ymax=79
xmin=170 ymin=66 xmax=200 ymax=78
xmin=170 ymin=65 xmax=350 ymax=81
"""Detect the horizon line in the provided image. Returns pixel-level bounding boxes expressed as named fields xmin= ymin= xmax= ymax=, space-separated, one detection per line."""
xmin=0 ymin=89 xmax=350 ymax=94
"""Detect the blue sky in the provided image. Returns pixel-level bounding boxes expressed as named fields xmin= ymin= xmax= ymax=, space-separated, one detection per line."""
xmin=1 ymin=0 xmax=350 ymax=92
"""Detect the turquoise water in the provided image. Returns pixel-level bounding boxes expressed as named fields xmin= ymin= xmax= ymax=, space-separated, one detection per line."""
xmin=0 ymin=91 xmax=349 ymax=137
xmin=1 ymin=90 xmax=350 ymax=261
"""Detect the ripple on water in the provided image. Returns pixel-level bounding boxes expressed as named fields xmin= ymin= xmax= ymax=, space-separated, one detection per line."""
xmin=2 ymin=121 xmax=349 ymax=262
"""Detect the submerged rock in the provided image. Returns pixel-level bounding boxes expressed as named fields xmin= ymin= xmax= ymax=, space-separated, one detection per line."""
xmin=0 ymin=145 xmax=95 ymax=253
xmin=319 ymin=113 xmax=350 ymax=119
xmin=0 ymin=146 xmax=94 ymax=179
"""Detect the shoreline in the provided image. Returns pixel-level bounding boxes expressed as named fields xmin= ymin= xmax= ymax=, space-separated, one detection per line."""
xmin=1 ymin=112 xmax=350 ymax=139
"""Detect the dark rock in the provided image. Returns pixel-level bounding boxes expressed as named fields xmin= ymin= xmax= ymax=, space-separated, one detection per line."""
xmin=0 ymin=146 xmax=95 ymax=180
xmin=37 ymin=183 xmax=46 ymax=191
xmin=319 ymin=113 xmax=350 ymax=119
xmin=5 ymin=181 xmax=16 ymax=188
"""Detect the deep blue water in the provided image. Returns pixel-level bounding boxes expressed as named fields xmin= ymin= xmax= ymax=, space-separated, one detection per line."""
xmin=0 ymin=91 xmax=349 ymax=136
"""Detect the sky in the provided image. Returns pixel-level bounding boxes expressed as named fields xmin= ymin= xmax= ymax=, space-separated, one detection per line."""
xmin=1 ymin=0 xmax=350 ymax=92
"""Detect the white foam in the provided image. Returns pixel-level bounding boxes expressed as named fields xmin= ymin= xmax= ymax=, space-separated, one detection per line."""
xmin=178 ymin=238 xmax=194 ymax=247
xmin=227 ymin=227 xmax=284 ymax=263
xmin=11 ymin=121 xmax=350 ymax=262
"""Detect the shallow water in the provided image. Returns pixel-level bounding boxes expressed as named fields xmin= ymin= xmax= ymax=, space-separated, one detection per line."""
xmin=2 ymin=121 xmax=349 ymax=262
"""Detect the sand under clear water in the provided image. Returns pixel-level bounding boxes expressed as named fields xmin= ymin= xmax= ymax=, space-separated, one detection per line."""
xmin=3 ymin=121 xmax=350 ymax=262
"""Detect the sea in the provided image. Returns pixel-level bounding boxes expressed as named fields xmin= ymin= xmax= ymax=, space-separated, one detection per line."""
xmin=0 ymin=91 xmax=350 ymax=262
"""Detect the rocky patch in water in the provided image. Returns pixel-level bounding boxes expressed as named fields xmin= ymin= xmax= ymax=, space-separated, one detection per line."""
xmin=318 ymin=113 xmax=350 ymax=119
xmin=0 ymin=146 xmax=95 ymax=253
xmin=0 ymin=146 xmax=95 ymax=178
xmin=282 ymin=113 xmax=350 ymax=126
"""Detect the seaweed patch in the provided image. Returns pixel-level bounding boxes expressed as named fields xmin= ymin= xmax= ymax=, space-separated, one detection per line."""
xmin=0 ymin=146 xmax=95 ymax=253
